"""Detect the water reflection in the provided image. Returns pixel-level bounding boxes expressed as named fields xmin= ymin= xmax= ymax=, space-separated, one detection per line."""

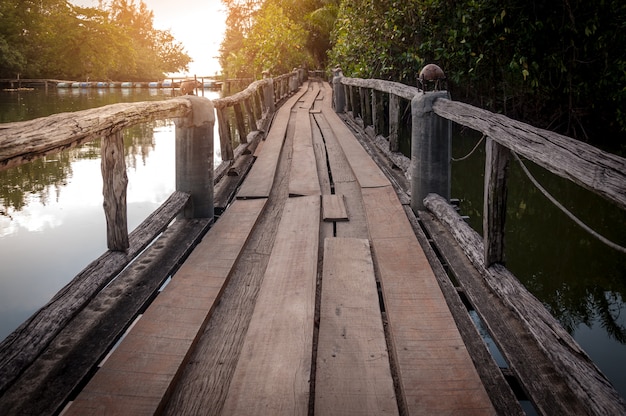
xmin=0 ymin=87 xmax=221 ymax=342
xmin=451 ymin=126 xmax=626 ymax=397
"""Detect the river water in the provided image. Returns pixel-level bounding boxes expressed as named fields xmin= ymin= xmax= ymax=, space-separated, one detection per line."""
xmin=0 ymin=86 xmax=221 ymax=342
xmin=1 ymin=86 xmax=625 ymax=401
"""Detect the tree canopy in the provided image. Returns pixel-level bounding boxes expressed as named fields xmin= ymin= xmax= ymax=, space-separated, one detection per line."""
xmin=219 ymin=0 xmax=337 ymax=78
xmin=0 ymin=0 xmax=191 ymax=80
xmin=328 ymin=0 xmax=626 ymax=147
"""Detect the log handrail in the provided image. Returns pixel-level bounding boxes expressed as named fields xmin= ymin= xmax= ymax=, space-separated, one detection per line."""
xmin=337 ymin=76 xmax=626 ymax=211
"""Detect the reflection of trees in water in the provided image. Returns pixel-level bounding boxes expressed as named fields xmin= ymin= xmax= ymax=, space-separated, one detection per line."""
xmin=451 ymin=128 xmax=626 ymax=345
xmin=0 ymin=122 xmax=160 ymax=215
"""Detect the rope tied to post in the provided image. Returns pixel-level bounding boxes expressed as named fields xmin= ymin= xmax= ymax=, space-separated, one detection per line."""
xmin=452 ymin=134 xmax=486 ymax=162
xmin=513 ymin=152 xmax=626 ymax=254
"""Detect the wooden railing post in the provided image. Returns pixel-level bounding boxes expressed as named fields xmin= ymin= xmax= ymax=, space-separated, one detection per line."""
xmin=483 ymin=138 xmax=511 ymax=266
xmin=389 ymin=94 xmax=401 ymax=152
xmin=233 ymin=102 xmax=247 ymax=143
xmin=372 ymin=89 xmax=385 ymax=135
xmin=215 ymin=107 xmax=234 ymax=161
xmin=101 ymin=130 xmax=129 ymax=251
xmin=410 ymin=91 xmax=451 ymax=211
xmin=332 ymin=68 xmax=345 ymax=113
xmin=344 ymin=83 xmax=352 ymax=113
xmin=175 ymin=96 xmax=215 ymax=219
xmin=351 ymin=86 xmax=361 ymax=119
xmin=361 ymin=87 xmax=372 ymax=127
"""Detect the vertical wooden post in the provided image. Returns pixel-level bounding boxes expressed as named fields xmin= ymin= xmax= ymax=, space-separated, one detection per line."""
xmin=372 ymin=89 xmax=386 ymax=136
xmin=263 ymin=76 xmax=275 ymax=114
xmin=244 ymin=97 xmax=256 ymax=135
xmin=233 ymin=102 xmax=247 ymax=144
xmin=175 ymin=96 xmax=215 ymax=219
xmin=216 ymin=107 xmax=234 ymax=161
xmin=483 ymin=138 xmax=511 ymax=266
xmin=253 ymin=88 xmax=263 ymax=120
xmin=410 ymin=91 xmax=451 ymax=211
xmin=101 ymin=130 xmax=129 ymax=251
xmin=332 ymin=69 xmax=345 ymax=113
xmin=389 ymin=94 xmax=400 ymax=152
xmin=344 ymin=84 xmax=352 ymax=113
xmin=350 ymin=86 xmax=361 ymax=119
xmin=361 ymin=87 xmax=372 ymax=127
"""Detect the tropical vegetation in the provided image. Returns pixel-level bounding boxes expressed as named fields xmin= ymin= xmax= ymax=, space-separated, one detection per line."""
xmin=220 ymin=0 xmax=626 ymax=148
xmin=0 ymin=0 xmax=191 ymax=81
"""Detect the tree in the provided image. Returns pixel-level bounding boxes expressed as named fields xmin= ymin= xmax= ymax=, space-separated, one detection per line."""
xmin=219 ymin=0 xmax=329 ymax=78
xmin=329 ymin=0 xmax=626 ymax=148
xmin=0 ymin=0 xmax=191 ymax=80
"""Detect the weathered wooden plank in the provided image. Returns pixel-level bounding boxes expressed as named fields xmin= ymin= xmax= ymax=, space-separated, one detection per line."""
xmin=301 ymin=82 xmax=320 ymax=110
xmin=0 ymin=191 xmax=190 ymax=395
xmin=423 ymin=193 xmax=626 ymax=416
xmin=101 ymin=130 xmax=129 ymax=251
xmin=322 ymin=194 xmax=348 ymax=221
xmin=65 ymin=198 xmax=267 ymax=416
xmin=163 ymin=117 xmax=296 ymax=414
xmin=0 ymin=98 xmax=191 ymax=171
xmin=315 ymin=237 xmax=398 ymax=415
xmin=432 ymin=99 xmax=626 ymax=210
xmin=321 ymin=105 xmax=390 ymax=188
xmin=362 ymin=186 xmax=495 ymax=416
xmin=313 ymin=112 xmax=369 ymax=239
xmin=0 ymin=218 xmax=211 ymax=416
xmin=289 ymin=96 xmax=321 ymax=196
xmin=221 ymin=195 xmax=319 ymax=416
xmin=483 ymin=138 xmax=510 ymax=266
xmin=236 ymin=86 xmax=309 ymax=199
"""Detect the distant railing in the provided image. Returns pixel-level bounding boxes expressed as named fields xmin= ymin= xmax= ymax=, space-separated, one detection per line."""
xmin=0 ymin=69 xmax=304 ymax=398
xmin=332 ymin=71 xmax=626 ymax=415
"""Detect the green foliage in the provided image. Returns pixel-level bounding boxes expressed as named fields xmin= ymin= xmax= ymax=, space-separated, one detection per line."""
xmin=329 ymin=0 xmax=626 ymax=146
xmin=0 ymin=0 xmax=191 ymax=80
xmin=220 ymin=0 xmax=335 ymax=78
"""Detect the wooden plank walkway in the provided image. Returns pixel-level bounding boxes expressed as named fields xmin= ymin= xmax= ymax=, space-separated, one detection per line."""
xmin=63 ymin=80 xmax=496 ymax=415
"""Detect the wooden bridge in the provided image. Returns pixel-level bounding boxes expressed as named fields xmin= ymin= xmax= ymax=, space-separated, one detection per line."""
xmin=0 ymin=71 xmax=625 ymax=415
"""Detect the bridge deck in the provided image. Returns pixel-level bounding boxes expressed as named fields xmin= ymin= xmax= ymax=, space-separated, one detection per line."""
xmin=64 ymin=81 xmax=496 ymax=415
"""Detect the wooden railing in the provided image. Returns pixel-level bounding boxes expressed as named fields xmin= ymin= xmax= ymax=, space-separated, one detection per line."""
xmin=0 ymin=69 xmax=304 ymax=401
xmin=333 ymin=72 xmax=626 ymax=415
xmin=334 ymin=73 xmax=626 ymax=260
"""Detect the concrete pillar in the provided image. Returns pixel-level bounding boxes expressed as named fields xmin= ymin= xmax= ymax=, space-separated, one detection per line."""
xmin=175 ymin=96 xmax=215 ymax=219
xmin=410 ymin=91 xmax=451 ymax=211
xmin=332 ymin=68 xmax=345 ymax=113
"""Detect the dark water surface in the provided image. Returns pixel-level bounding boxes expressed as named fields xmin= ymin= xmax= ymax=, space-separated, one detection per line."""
xmin=451 ymin=127 xmax=626 ymax=400
xmin=1 ymin=86 xmax=625 ymax=402
xmin=0 ymin=86 xmax=221 ymax=343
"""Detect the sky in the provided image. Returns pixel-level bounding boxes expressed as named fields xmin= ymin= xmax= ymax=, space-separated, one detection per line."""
xmin=69 ymin=0 xmax=227 ymax=76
